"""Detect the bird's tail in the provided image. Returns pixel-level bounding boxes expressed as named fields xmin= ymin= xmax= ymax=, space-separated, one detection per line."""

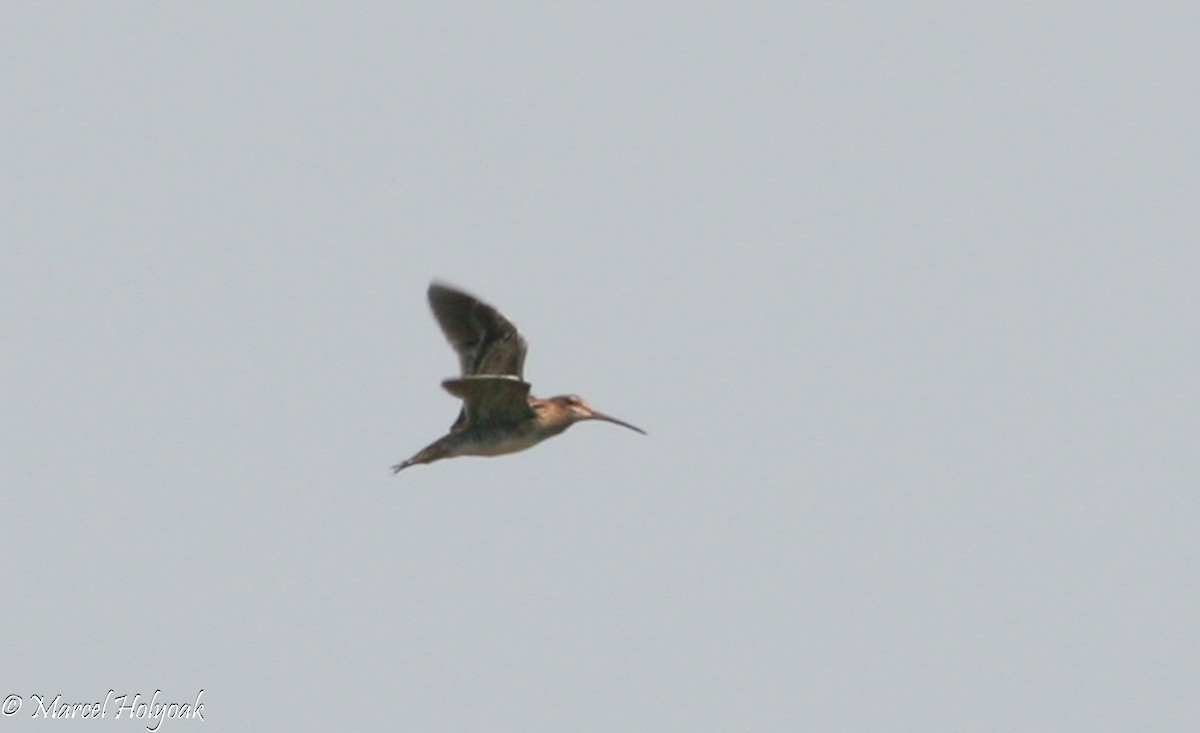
xmin=390 ymin=437 xmax=451 ymax=475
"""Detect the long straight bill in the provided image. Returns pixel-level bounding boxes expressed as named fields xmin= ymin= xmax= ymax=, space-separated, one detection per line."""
xmin=589 ymin=411 xmax=646 ymax=435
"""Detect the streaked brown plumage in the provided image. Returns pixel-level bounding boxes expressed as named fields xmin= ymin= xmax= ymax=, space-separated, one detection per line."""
xmin=391 ymin=282 xmax=645 ymax=473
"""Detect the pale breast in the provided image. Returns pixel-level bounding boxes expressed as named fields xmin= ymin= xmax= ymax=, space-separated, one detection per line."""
xmin=455 ymin=430 xmax=547 ymax=457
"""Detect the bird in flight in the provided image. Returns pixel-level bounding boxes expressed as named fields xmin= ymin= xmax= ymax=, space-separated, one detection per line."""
xmin=391 ymin=282 xmax=645 ymax=473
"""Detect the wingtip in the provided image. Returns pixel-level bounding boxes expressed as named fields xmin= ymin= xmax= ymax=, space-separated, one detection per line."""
xmin=428 ymin=279 xmax=464 ymax=297
xmin=427 ymin=279 xmax=449 ymax=300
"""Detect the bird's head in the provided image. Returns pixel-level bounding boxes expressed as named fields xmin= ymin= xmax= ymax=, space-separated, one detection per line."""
xmin=549 ymin=394 xmax=646 ymax=435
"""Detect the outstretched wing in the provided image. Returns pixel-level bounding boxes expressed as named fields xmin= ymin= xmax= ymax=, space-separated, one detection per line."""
xmin=428 ymin=282 xmax=528 ymax=378
xmin=442 ymin=376 xmax=535 ymax=431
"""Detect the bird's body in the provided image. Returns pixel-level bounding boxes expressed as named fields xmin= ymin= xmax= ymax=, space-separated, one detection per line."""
xmin=392 ymin=283 xmax=644 ymax=473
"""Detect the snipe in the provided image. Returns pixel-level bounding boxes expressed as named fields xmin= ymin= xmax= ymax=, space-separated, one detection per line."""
xmin=391 ymin=282 xmax=645 ymax=473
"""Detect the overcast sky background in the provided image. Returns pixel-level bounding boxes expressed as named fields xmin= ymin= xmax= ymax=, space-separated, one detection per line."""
xmin=2 ymin=4 xmax=1197 ymax=731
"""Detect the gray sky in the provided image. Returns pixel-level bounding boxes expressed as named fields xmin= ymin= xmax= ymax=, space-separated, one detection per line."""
xmin=3 ymin=4 xmax=1197 ymax=731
